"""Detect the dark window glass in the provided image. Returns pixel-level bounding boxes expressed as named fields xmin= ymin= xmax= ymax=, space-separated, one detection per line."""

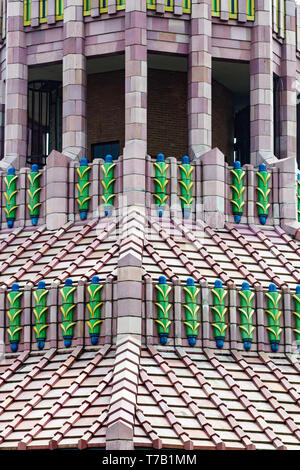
xmin=92 ymin=141 xmax=120 ymax=160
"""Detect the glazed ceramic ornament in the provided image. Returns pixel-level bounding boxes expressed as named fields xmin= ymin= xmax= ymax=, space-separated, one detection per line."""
xmin=33 ymin=280 xmax=49 ymax=350
xmin=27 ymin=164 xmax=42 ymax=226
xmin=87 ymin=276 xmax=103 ymax=345
xmin=183 ymin=278 xmax=200 ymax=346
xmin=293 ymin=286 xmax=300 ymax=351
xmin=4 ymin=167 xmax=18 ymax=228
xmin=60 ymin=278 xmax=76 ymax=347
xmin=211 ymin=280 xmax=228 ymax=348
xmin=155 ymin=275 xmax=172 ymax=345
xmin=153 ymin=153 xmax=169 ymax=217
xmin=101 ymin=154 xmax=116 ymax=216
xmin=179 ymin=155 xmax=194 ymax=219
xmin=76 ymin=158 xmax=91 ymax=220
xmin=238 ymin=282 xmax=255 ymax=351
xmin=230 ymin=161 xmax=245 ymax=223
xmin=256 ymin=163 xmax=270 ymax=225
xmin=265 ymin=283 xmax=282 ymax=352
xmin=7 ymin=283 xmax=23 ymax=352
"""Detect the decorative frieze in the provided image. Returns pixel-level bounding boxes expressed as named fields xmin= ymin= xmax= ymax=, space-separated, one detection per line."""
xmin=265 ymin=283 xmax=282 ymax=352
xmin=27 ymin=164 xmax=42 ymax=226
xmin=155 ymin=275 xmax=172 ymax=345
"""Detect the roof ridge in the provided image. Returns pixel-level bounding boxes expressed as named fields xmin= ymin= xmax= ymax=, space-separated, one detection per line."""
xmin=202 ymin=222 xmax=260 ymax=287
xmin=0 ymin=350 xmax=30 ymax=387
xmin=0 ymin=347 xmax=83 ymax=446
xmin=49 ymin=369 xmax=113 ymax=449
xmin=227 ymin=224 xmax=287 ymax=289
xmin=17 ymin=344 xmax=110 ymax=450
xmin=139 ymin=366 xmax=193 ymax=450
xmin=258 ymin=352 xmax=300 ymax=407
xmin=148 ymin=345 xmax=225 ymax=449
xmin=172 ymin=217 xmax=234 ymax=287
xmin=250 ymin=226 xmax=300 ymax=284
xmin=175 ymin=346 xmax=255 ymax=450
xmin=0 ymin=348 xmax=56 ymax=417
xmin=231 ymin=350 xmax=300 ymax=442
xmin=204 ymin=348 xmax=287 ymax=450
xmin=135 ymin=407 xmax=162 ymax=449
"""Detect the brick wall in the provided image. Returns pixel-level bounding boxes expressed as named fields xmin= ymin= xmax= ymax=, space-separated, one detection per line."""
xmin=87 ymin=69 xmax=234 ymax=161
xmin=212 ymin=79 xmax=234 ymax=162
xmin=147 ymin=69 xmax=188 ymax=159
xmin=87 ymin=70 xmax=125 ymax=160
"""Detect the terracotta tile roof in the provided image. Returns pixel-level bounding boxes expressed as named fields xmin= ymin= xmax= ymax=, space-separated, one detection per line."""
xmin=0 ymin=341 xmax=299 ymax=450
xmin=0 ymin=217 xmax=299 ymax=289
xmin=0 ymin=215 xmax=299 ymax=449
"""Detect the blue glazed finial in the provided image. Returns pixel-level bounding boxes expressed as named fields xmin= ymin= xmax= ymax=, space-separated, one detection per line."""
xmin=64 ymin=337 xmax=72 ymax=348
xmin=186 ymin=277 xmax=195 ymax=287
xmin=32 ymin=164 xmax=39 ymax=172
xmin=91 ymin=275 xmax=100 ymax=284
xmin=182 ymin=155 xmax=190 ymax=165
xmin=188 ymin=336 xmax=197 ymax=347
xmin=214 ymin=280 xmax=223 ymax=289
xmin=159 ymin=334 xmax=168 ymax=345
xmin=65 ymin=278 xmax=73 ymax=287
xmin=296 ymin=286 xmax=300 ymax=294
xmin=8 ymin=167 xmax=15 ymax=175
xmin=243 ymin=341 xmax=251 ymax=351
xmin=11 ymin=283 xmax=19 ymax=292
xmin=90 ymin=335 xmax=99 ymax=346
xmin=105 ymin=154 xmax=113 ymax=163
xmin=216 ymin=339 xmax=224 ymax=349
xmin=157 ymin=153 xmax=165 ymax=162
xmin=10 ymin=342 xmax=18 ymax=352
xmin=234 ymin=161 xmax=241 ymax=169
xmin=271 ymin=342 xmax=279 ymax=352
xmin=259 ymin=215 xmax=267 ymax=225
xmin=298 ymin=173 xmax=300 ymax=181
xmin=259 ymin=163 xmax=267 ymax=172
xmin=242 ymin=282 xmax=250 ymax=291
xmin=38 ymin=280 xmax=46 ymax=290
xmin=158 ymin=275 xmax=167 ymax=285
xmin=80 ymin=157 xmax=88 ymax=167
xmin=269 ymin=283 xmax=277 ymax=293
xmin=37 ymin=339 xmax=45 ymax=350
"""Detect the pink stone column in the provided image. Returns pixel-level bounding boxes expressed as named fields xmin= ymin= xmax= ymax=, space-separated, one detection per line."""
xmin=123 ymin=0 xmax=147 ymax=208
xmin=280 ymin=0 xmax=297 ymax=159
xmin=0 ymin=80 xmax=5 ymax=158
xmin=250 ymin=0 xmax=273 ymax=165
xmin=62 ymin=0 xmax=87 ymax=161
xmin=188 ymin=0 xmax=212 ymax=159
xmin=4 ymin=0 xmax=28 ymax=168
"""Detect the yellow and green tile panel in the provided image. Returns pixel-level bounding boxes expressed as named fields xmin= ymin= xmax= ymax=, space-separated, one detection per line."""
xmin=24 ymin=0 xmax=64 ymax=25
xmin=40 ymin=0 xmax=47 ymax=24
xmin=146 ymin=0 xmax=191 ymax=13
xmin=24 ymin=0 xmax=31 ymax=26
xmin=212 ymin=0 xmax=254 ymax=20
xmin=84 ymin=0 xmax=125 ymax=15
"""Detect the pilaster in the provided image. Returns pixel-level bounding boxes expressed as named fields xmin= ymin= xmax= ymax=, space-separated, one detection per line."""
xmin=62 ymin=0 xmax=87 ymax=161
xmin=280 ymin=0 xmax=297 ymax=159
xmin=123 ymin=0 xmax=147 ymax=208
xmin=4 ymin=0 xmax=27 ymax=169
xmin=250 ymin=0 xmax=273 ymax=165
xmin=188 ymin=0 xmax=212 ymax=159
